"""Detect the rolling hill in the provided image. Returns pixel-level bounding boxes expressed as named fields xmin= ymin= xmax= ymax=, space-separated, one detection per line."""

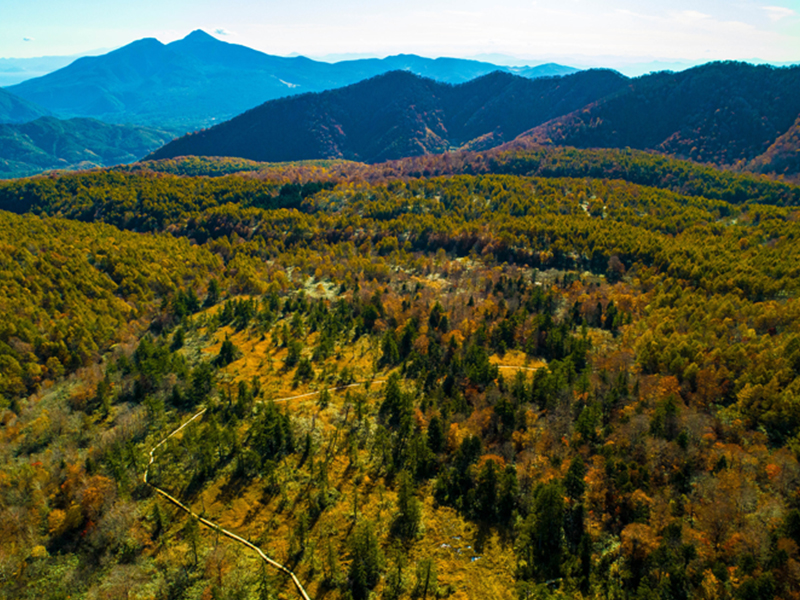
xmin=0 ymin=116 xmax=174 ymax=178
xmin=5 ymin=30 xmax=578 ymax=131
xmin=0 ymin=87 xmax=49 ymax=123
xmin=147 ymin=69 xmax=628 ymax=163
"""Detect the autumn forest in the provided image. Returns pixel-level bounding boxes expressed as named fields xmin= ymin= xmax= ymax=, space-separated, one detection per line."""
xmin=2 ymin=145 xmax=800 ymax=600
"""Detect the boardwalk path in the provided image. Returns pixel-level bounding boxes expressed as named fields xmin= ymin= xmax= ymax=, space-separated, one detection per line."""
xmin=143 ymin=366 xmax=539 ymax=599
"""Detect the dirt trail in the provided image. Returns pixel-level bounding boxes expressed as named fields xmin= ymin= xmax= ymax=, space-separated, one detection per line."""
xmin=143 ymin=380 xmax=388 ymax=600
xmin=143 ymin=367 xmax=536 ymax=599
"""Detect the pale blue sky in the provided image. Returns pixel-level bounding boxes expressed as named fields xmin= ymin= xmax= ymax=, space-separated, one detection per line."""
xmin=2 ymin=0 xmax=799 ymax=68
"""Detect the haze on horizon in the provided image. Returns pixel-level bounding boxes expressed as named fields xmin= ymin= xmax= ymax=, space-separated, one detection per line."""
xmin=2 ymin=0 xmax=799 ymax=75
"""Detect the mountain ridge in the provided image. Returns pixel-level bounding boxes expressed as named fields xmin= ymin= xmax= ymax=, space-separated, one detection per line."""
xmin=506 ymin=61 xmax=800 ymax=173
xmin=147 ymin=61 xmax=800 ymax=178
xmin=5 ymin=30 xmax=579 ymax=131
xmin=147 ymin=68 xmax=628 ymax=163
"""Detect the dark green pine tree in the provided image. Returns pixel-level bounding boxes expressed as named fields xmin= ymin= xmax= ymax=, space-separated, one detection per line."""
xmin=392 ymin=470 xmax=422 ymax=539
xmin=348 ymin=520 xmax=384 ymax=599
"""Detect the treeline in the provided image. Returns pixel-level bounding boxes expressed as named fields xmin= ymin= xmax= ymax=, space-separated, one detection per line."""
xmin=3 ymin=148 xmax=798 ymax=231
xmin=0 ymin=170 xmax=333 ymax=234
xmin=361 ymin=146 xmax=800 ymax=206
xmin=488 ymin=147 xmax=800 ymax=206
xmin=120 ymin=156 xmax=353 ymax=178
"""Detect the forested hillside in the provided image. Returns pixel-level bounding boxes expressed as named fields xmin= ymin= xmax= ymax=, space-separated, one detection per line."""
xmin=2 ymin=150 xmax=800 ymax=600
xmin=147 ymin=69 xmax=627 ymax=164
xmin=0 ymin=117 xmax=175 ymax=179
xmin=147 ymin=62 xmax=800 ymax=181
xmin=747 ymin=115 xmax=800 ymax=179
xmin=513 ymin=62 xmax=800 ymax=177
xmin=0 ymin=88 xmax=49 ymax=124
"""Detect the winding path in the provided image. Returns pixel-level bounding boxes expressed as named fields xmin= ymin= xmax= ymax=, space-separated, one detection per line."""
xmin=143 ymin=366 xmax=540 ymax=599
xmin=142 ymin=380 xmax=389 ymax=600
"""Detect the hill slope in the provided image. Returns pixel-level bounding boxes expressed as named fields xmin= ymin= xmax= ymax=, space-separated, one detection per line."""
xmin=146 ymin=62 xmax=800 ymax=177
xmin=0 ymin=53 xmax=108 ymax=86
xmin=147 ymin=69 xmax=628 ymax=163
xmin=0 ymin=87 xmax=49 ymax=123
xmin=510 ymin=61 xmax=800 ymax=172
xmin=6 ymin=30 xmax=578 ymax=131
xmin=746 ymin=114 xmax=800 ymax=180
xmin=0 ymin=116 xmax=174 ymax=178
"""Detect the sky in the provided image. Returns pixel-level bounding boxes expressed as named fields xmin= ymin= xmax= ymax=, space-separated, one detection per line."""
xmin=2 ymin=0 xmax=799 ymax=72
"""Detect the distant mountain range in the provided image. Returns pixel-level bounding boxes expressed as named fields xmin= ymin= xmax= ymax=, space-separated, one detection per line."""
xmin=3 ymin=32 xmax=799 ymax=181
xmin=4 ymin=30 xmax=578 ymax=131
xmin=0 ymin=52 xmax=109 ymax=87
xmin=148 ymin=61 xmax=800 ymax=179
xmin=148 ymin=69 xmax=627 ymax=163
xmin=0 ymin=117 xmax=173 ymax=179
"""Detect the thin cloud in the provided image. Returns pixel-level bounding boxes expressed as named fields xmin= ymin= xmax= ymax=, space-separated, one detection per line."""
xmin=762 ymin=5 xmax=796 ymax=21
xmin=214 ymin=28 xmax=235 ymax=36
xmin=677 ymin=10 xmax=712 ymax=22
xmin=614 ymin=8 xmax=658 ymax=21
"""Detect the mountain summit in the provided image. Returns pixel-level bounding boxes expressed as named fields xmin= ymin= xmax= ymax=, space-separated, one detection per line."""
xmin=6 ymin=31 xmax=578 ymax=132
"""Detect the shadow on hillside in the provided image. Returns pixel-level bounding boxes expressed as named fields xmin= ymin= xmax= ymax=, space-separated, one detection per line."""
xmin=217 ymin=473 xmax=250 ymax=502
